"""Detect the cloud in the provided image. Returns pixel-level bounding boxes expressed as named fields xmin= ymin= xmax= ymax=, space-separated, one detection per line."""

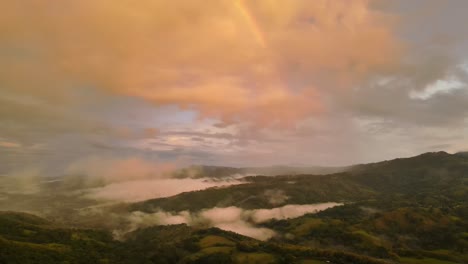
xmin=66 ymin=156 xmax=177 ymax=183
xmin=85 ymin=178 xmax=242 ymax=202
xmin=250 ymin=203 xmax=342 ymax=223
xmin=0 ymin=167 xmax=43 ymax=195
xmin=0 ymin=0 xmax=400 ymax=126
xmin=0 ymin=141 xmax=21 ymax=148
xmin=60 ymin=156 xmax=243 ymax=202
xmin=126 ymin=211 xmax=190 ymax=231
xmin=263 ymin=189 xmax=289 ymax=206
xmin=122 ymin=203 xmax=342 ymax=240
xmin=1 ymin=0 xmax=468 ymax=172
xmin=212 ymin=221 xmax=275 ymax=241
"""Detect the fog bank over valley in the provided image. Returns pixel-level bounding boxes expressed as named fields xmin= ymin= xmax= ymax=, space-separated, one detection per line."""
xmin=119 ymin=203 xmax=343 ymax=240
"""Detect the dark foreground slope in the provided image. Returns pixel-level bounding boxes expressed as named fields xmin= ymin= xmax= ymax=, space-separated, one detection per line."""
xmin=0 ymin=211 xmax=391 ymax=264
xmin=0 ymin=211 xmax=119 ymax=264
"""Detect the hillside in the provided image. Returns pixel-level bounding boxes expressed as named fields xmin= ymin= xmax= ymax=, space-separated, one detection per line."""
xmin=0 ymin=211 xmax=392 ymax=264
xmin=132 ymin=152 xmax=467 ymax=212
xmin=0 ymin=211 xmax=119 ymax=264
xmin=1 ymin=152 xmax=467 ymax=263
xmin=126 ymin=152 xmax=468 ymax=263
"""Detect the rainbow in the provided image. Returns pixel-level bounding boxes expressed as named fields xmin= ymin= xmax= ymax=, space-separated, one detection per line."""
xmin=234 ymin=0 xmax=267 ymax=48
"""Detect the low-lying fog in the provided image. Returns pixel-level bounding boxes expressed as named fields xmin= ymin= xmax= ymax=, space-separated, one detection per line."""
xmin=0 ymin=157 xmax=245 ymax=212
xmin=0 ymin=157 xmax=343 ymax=241
xmin=85 ymin=177 xmax=242 ymax=202
xmin=122 ymin=203 xmax=342 ymax=240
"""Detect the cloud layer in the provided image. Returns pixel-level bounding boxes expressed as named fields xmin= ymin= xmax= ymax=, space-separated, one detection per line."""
xmin=1 ymin=0 xmax=468 ymax=171
xmin=85 ymin=178 xmax=242 ymax=202
xmin=0 ymin=0 xmax=400 ymax=126
xmin=123 ymin=203 xmax=342 ymax=240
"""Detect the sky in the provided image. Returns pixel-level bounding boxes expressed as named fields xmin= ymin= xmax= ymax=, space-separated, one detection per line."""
xmin=1 ymin=0 xmax=468 ymax=176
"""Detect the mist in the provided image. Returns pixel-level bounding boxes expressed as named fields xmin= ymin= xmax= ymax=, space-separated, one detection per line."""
xmin=0 ymin=156 xmax=244 ymax=219
xmin=85 ymin=178 xmax=241 ymax=202
xmin=0 ymin=154 xmax=341 ymax=242
xmin=120 ymin=203 xmax=342 ymax=241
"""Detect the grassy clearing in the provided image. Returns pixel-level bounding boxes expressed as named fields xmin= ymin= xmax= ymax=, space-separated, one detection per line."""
xmin=233 ymin=252 xmax=277 ymax=264
xmin=198 ymin=235 xmax=235 ymax=248
xmin=300 ymin=259 xmax=327 ymax=264
xmin=200 ymin=246 xmax=233 ymax=254
xmin=293 ymin=218 xmax=323 ymax=236
xmin=400 ymin=257 xmax=459 ymax=264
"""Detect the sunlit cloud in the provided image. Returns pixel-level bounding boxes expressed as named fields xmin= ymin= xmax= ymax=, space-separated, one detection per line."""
xmin=0 ymin=141 xmax=21 ymax=148
xmin=0 ymin=0 xmax=400 ymax=127
xmin=1 ymin=0 xmax=468 ymax=168
xmin=409 ymin=77 xmax=465 ymax=100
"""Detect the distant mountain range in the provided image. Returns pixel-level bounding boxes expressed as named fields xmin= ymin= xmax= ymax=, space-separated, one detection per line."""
xmin=133 ymin=151 xmax=468 ymax=211
xmin=172 ymin=164 xmax=350 ymax=179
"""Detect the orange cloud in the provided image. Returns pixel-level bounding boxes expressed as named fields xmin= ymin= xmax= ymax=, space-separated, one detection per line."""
xmin=0 ymin=0 xmax=401 ymax=126
xmin=0 ymin=141 xmax=21 ymax=148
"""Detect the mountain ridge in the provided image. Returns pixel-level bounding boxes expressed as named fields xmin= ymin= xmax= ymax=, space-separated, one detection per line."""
xmin=1 ymin=151 xmax=467 ymax=263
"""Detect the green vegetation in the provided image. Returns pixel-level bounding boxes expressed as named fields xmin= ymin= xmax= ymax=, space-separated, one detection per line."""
xmin=1 ymin=151 xmax=468 ymax=263
xmin=199 ymin=235 xmax=235 ymax=248
xmin=0 ymin=212 xmax=117 ymax=264
xmin=399 ymin=257 xmax=459 ymax=264
xmin=0 ymin=211 xmax=391 ymax=263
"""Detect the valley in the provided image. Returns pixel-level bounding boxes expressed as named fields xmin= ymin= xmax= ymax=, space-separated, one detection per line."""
xmin=1 ymin=152 xmax=467 ymax=263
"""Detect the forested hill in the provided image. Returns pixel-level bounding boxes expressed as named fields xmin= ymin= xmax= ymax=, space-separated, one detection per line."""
xmin=128 ymin=151 xmax=468 ymax=263
xmin=132 ymin=151 xmax=468 ymax=212
xmin=171 ymin=164 xmax=349 ymax=179
xmin=1 ymin=151 xmax=467 ymax=263
xmin=0 ymin=211 xmax=392 ymax=264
